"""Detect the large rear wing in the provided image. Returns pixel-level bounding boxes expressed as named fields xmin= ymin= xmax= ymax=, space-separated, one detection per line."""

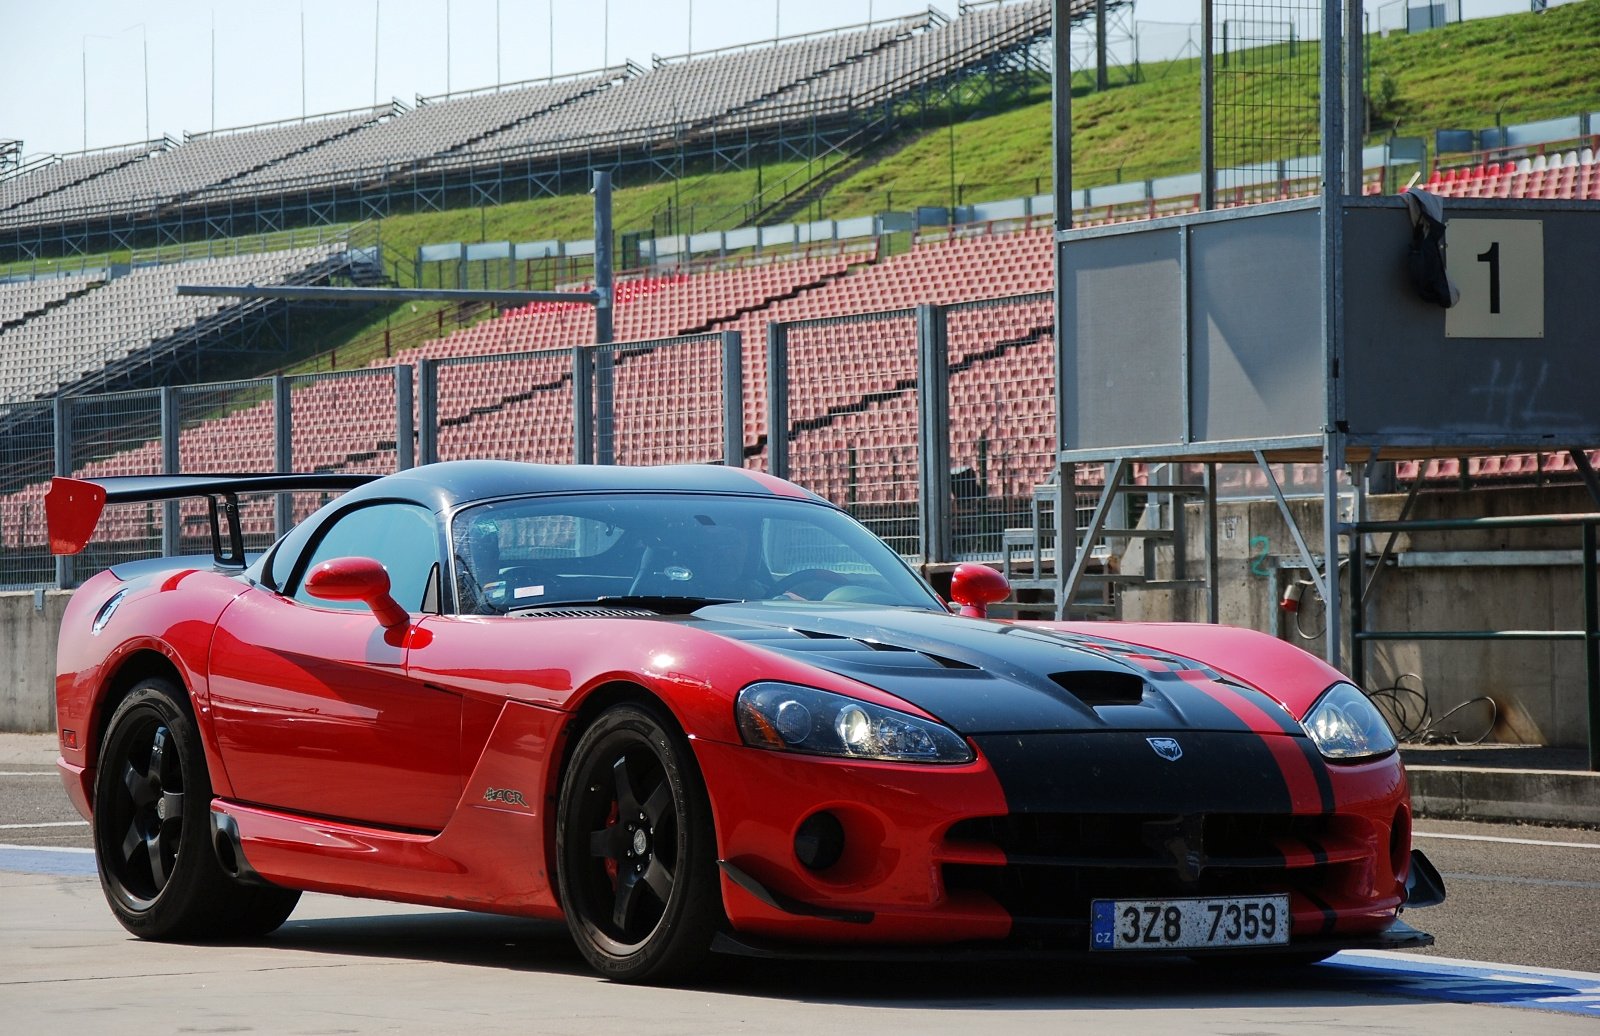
xmin=45 ymin=473 xmax=382 ymax=567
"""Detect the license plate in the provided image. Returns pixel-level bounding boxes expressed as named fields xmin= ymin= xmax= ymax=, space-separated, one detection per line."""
xmin=1090 ymin=895 xmax=1291 ymax=951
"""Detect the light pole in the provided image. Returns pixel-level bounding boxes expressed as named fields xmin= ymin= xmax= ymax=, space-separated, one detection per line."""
xmin=373 ymin=0 xmax=381 ymax=107
xmin=81 ymin=34 xmax=110 ymax=150
xmin=123 ymin=23 xmax=149 ymax=142
xmin=445 ymin=0 xmax=452 ymax=95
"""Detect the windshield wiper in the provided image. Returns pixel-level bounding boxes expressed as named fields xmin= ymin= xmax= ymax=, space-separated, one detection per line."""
xmin=508 ymin=595 xmax=738 ymax=616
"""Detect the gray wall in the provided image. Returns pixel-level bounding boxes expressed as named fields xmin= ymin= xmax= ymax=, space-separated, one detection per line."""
xmin=1121 ymin=485 xmax=1594 ymax=749
xmin=1 ymin=590 xmax=71 ymax=733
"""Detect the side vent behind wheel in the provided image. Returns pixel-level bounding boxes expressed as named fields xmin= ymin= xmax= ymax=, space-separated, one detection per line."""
xmin=1049 ymin=670 xmax=1146 ymax=707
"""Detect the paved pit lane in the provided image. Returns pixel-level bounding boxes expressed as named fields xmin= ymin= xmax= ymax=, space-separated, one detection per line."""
xmin=4 ymin=733 xmax=1599 ymax=1032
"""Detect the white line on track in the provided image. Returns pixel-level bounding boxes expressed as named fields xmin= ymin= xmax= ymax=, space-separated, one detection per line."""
xmin=1413 ymin=830 xmax=1600 ymax=850
xmin=1442 ymin=871 xmax=1600 ymax=890
xmin=0 ymin=771 xmax=57 ymax=776
xmin=0 ymin=821 xmax=88 ymax=829
xmin=0 ymin=842 xmax=93 ymax=854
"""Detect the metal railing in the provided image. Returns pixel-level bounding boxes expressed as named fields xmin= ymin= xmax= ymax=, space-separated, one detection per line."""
xmin=1347 ymin=512 xmax=1600 ymax=771
xmin=2 ymin=295 xmax=1054 ymax=586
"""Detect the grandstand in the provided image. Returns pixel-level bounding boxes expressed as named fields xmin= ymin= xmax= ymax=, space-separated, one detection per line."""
xmin=0 ymin=1 xmax=1057 ymax=258
xmin=0 ymin=239 xmax=367 ymax=405
xmin=3 ymin=0 xmax=1599 ymax=597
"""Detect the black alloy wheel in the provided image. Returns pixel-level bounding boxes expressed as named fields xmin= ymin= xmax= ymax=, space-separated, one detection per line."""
xmin=556 ymin=702 xmax=720 ymax=983
xmin=94 ymin=678 xmax=301 ymax=940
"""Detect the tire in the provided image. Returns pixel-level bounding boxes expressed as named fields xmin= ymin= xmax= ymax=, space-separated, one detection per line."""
xmin=555 ymin=701 xmax=721 ymax=983
xmin=93 ymin=678 xmax=301 ymax=941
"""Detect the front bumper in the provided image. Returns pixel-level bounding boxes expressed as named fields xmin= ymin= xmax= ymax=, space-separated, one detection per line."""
xmin=692 ymin=735 xmax=1412 ymax=950
xmin=709 ymin=917 xmax=1434 ymax=962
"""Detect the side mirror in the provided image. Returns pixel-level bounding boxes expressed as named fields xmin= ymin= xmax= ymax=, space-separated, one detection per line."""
xmin=948 ymin=563 xmax=1010 ymax=619
xmin=303 ymin=557 xmax=410 ymax=629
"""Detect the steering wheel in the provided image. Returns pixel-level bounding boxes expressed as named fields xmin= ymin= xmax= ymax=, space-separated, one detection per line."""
xmin=769 ymin=568 xmax=849 ymax=601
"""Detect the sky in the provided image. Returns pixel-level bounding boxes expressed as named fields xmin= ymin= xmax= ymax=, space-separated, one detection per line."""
xmin=2 ymin=0 xmax=1537 ymax=159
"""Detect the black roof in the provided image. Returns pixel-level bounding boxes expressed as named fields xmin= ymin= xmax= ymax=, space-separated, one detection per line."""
xmin=340 ymin=460 xmax=828 ymax=513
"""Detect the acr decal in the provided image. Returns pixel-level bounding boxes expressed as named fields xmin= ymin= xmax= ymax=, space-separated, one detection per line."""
xmin=482 ymin=787 xmax=529 ymax=807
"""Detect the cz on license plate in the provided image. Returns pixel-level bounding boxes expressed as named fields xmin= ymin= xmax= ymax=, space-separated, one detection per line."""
xmin=1090 ymin=895 xmax=1290 ymax=951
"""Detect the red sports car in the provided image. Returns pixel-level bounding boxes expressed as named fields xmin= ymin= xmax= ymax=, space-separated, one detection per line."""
xmin=48 ymin=462 xmax=1442 ymax=982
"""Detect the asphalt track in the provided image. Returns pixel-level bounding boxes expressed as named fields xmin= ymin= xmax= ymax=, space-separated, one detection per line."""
xmin=4 ymin=733 xmax=1598 ymax=1034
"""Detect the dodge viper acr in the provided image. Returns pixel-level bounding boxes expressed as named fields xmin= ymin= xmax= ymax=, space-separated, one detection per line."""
xmin=47 ymin=461 xmax=1443 ymax=982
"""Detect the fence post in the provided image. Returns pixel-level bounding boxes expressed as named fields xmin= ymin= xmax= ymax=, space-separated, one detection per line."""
xmin=395 ymin=364 xmax=415 ymax=471
xmin=53 ymin=395 xmax=73 ymax=589
xmin=766 ymin=322 xmax=789 ymax=480
xmin=917 ymin=303 xmax=952 ymax=565
xmin=417 ymin=358 xmax=438 ymax=466
xmin=160 ymin=386 xmax=180 ymax=557
xmin=722 ymin=330 xmax=744 ymax=469
xmin=272 ymin=376 xmax=292 ymax=538
xmin=572 ymin=347 xmax=593 ymax=465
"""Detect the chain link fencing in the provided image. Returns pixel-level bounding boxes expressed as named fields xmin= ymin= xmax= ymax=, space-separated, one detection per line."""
xmin=594 ymin=333 xmax=730 ymax=467
xmin=68 ymin=389 xmax=165 ymax=575
xmin=0 ymin=402 xmax=57 ymax=587
xmin=780 ymin=311 xmax=921 ymax=557
xmin=175 ymin=379 xmax=278 ymax=556
xmin=947 ymin=292 xmax=1057 ymax=561
xmin=434 ymin=348 xmax=576 ymax=464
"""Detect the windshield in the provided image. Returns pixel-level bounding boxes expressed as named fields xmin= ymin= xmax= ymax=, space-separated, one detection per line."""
xmin=449 ymin=493 xmax=941 ymax=616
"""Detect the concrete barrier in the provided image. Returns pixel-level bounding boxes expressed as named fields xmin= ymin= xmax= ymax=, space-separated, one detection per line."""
xmin=1408 ymin=765 xmax=1600 ymax=828
xmin=1 ymin=590 xmax=70 ymax=733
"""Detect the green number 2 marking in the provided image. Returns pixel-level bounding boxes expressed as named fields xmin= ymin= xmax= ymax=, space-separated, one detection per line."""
xmin=1250 ymin=536 xmax=1271 ymax=577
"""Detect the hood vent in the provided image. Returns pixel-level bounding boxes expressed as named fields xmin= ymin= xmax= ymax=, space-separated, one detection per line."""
xmin=1049 ymin=670 xmax=1146 ymax=706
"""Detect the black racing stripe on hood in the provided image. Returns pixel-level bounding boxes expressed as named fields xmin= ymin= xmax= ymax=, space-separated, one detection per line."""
xmin=695 ymin=604 xmax=1269 ymax=736
xmin=971 ymin=732 xmax=1294 ymax=815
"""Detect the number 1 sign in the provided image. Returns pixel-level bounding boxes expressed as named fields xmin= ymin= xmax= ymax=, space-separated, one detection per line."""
xmin=1445 ymin=218 xmax=1544 ymax=338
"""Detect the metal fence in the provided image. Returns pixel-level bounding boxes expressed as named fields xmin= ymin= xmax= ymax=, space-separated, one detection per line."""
xmin=0 ymin=306 xmax=1053 ymax=588
xmin=432 ymin=348 xmax=575 ymax=464
xmin=769 ymin=310 xmax=922 ymax=557
xmin=0 ymin=401 xmax=57 ymax=588
xmin=591 ymin=332 xmax=739 ymax=468
xmin=946 ymin=293 xmax=1057 ymax=561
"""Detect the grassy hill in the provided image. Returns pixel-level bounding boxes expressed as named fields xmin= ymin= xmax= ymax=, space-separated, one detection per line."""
xmin=6 ymin=1 xmax=1597 ymax=376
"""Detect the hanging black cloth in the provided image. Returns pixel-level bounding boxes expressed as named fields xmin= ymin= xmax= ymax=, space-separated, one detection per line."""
xmin=1401 ymin=188 xmax=1460 ymax=309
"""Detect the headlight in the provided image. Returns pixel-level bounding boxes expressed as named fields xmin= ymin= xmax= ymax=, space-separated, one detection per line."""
xmin=736 ymin=682 xmax=973 ymax=764
xmin=1301 ymin=683 xmax=1398 ymax=761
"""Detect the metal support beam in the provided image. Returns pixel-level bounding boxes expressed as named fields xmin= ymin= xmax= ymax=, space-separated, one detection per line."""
xmin=417 ymin=358 xmax=439 ymax=466
xmin=272 ymin=376 xmax=292 ymax=539
xmin=53 ymin=395 xmax=73 ymax=590
xmin=1345 ymin=0 xmax=1366 ymax=196
xmin=572 ymin=347 xmax=593 ymax=465
xmin=1204 ymin=461 xmax=1219 ymax=622
xmin=159 ymin=386 xmax=180 ymax=557
xmin=395 ymin=364 xmax=415 ymax=471
xmin=722 ymin=330 xmax=744 ymax=469
xmin=917 ymin=304 xmax=952 ymax=564
xmin=1056 ymin=462 xmax=1077 ymax=619
xmin=1051 ymin=0 xmax=1072 ymax=231
xmin=766 ymin=322 xmax=789 ymax=480
xmin=1350 ymin=462 xmax=1367 ymax=686
xmin=1571 ymin=448 xmax=1600 ymax=510
xmin=1200 ymin=0 xmax=1215 ymax=210
xmin=1061 ymin=458 xmax=1130 ymax=618
xmin=1323 ymin=432 xmax=1346 ymax=670
xmin=1095 ymin=0 xmax=1108 ymax=91
xmin=593 ymin=171 xmax=614 ymax=466
xmin=1254 ymin=450 xmax=1328 ymax=604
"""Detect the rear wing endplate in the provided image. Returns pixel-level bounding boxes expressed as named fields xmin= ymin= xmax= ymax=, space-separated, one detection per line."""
xmin=45 ymin=473 xmax=382 ymax=568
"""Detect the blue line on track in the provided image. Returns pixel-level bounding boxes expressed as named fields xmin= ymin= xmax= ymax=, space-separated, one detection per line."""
xmin=1325 ymin=951 xmax=1600 ymax=1017
xmin=0 ymin=844 xmax=97 ymax=876
xmin=1 ymin=848 xmax=1594 ymax=1018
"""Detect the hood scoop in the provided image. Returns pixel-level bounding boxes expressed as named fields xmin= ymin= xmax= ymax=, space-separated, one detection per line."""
xmin=718 ymin=625 xmax=981 ymax=673
xmin=1049 ymin=670 xmax=1146 ymax=707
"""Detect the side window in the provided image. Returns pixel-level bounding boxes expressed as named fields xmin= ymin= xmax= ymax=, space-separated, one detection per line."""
xmin=266 ymin=514 xmax=320 ymax=591
xmin=292 ymin=503 xmax=441 ymax=613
